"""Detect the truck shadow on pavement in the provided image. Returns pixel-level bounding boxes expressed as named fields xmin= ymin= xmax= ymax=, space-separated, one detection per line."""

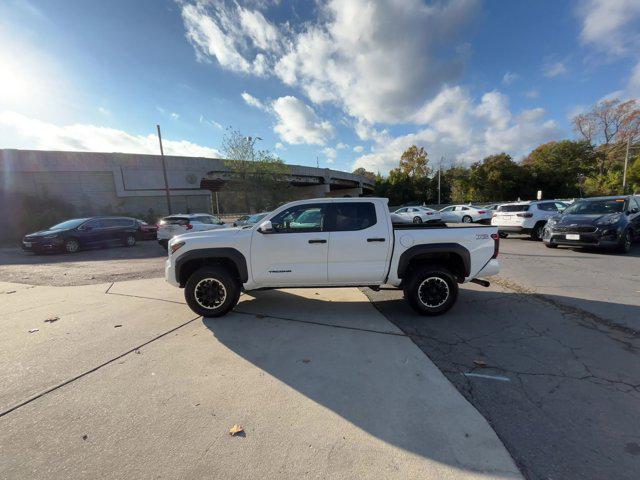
xmin=201 ymin=286 xmax=640 ymax=480
xmin=200 ymin=288 xmax=523 ymax=478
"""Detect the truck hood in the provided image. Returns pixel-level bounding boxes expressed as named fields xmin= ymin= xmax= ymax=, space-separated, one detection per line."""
xmin=554 ymin=214 xmax=613 ymax=226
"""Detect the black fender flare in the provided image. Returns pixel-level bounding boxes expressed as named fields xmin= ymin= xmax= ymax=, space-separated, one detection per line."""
xmin=397 ymin=243 xmax=471 ymax=280
xmin=175 ymin=248 xmax=248 ymax=285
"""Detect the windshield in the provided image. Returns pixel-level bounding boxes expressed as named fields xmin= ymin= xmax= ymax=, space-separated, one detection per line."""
xmin=498 ymin=204 xmax=530 ymax=212
xmin=49 ymin=218 xmax=87 ymax=230
xmin=563 ymin=198 xmax=626 ymax=215
xmin=247 ymin=213 xmax=267 ymax=223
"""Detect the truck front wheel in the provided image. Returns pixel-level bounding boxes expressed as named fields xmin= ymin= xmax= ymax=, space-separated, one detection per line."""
xmin=184 ymin=266 xmax=241 ymax=317
xmin=404 ymin=266 xmax=458 ymax=316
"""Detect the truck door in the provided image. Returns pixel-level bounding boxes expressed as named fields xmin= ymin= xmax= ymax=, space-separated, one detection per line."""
xmin=327 ymin=201 xmax=391 ymax=284
xmin=250 ymin=203 xmax=329 ymax=286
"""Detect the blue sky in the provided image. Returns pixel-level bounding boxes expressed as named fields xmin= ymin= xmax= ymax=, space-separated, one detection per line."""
xmin=1 ymin=0 xmax=639 ymax=173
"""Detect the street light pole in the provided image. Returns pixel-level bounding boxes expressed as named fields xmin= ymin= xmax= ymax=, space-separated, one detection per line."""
xmin=157 ymin=124 xmax=172 ymax=214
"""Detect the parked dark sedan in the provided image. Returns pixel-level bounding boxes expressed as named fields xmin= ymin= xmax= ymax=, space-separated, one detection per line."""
xmin=22 ymin=217 xmax=140 ymax=254
xmin=542 ymin=195 xmax=640 ymax=253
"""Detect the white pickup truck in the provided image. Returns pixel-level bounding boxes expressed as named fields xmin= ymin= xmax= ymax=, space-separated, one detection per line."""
xmin=165 ymin=198 xmax=500 ymax=317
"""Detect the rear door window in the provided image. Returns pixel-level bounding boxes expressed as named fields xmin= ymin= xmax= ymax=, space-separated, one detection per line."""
xmin=537 ymin=203 xmax=557 ymax=211
xmin=498 ymin=204 xmax=530 ymax=212
xmin=329 ymin=202 xmax=377 ymax=231
xmin=162 ymin=216 xmax=189 ymax=226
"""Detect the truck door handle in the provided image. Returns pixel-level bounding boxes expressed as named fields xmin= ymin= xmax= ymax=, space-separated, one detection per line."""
xmin=367 ymin=238 xmax=386 ymax=242
xmin=308 ymin=239 xmax=327 ymax=244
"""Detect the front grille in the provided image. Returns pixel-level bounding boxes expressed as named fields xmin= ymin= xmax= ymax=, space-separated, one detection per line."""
xmin=552 ymin=225 xmax=597 ymax=233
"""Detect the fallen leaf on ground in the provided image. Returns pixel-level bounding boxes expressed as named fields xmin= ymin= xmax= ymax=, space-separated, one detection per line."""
xmin=302 ymin=358 xmax=311 ymax=363
xmin=114 ymin=324 xmax=123 ymax=328
xmin=473 ymin=360 xmax=487 ymax=368
xmin=29 ymin=328 xmax=39 ymax=333
xmin=82 ymin=435 xmax=88 ymax=441
xmin=6 ymin=291 xmax=16 ymax=294
xmin=135 ymin=349 xmax=141 ymax=354
xmin=44 ymin=317 xmax=59 ymax=323
xmin=229 ymin=424 xmax=244 ymax=436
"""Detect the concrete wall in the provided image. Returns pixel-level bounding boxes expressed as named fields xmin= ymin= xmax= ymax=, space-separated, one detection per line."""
xmin=0 ymin=149 xmax=375 ymax=220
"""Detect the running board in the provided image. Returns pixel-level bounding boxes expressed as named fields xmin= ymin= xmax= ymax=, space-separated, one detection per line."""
xmin=470 ymin=278 xmax=491 ymax=288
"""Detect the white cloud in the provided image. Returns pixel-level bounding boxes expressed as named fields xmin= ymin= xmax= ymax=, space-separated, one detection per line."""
xmin=238 ymin=6 xmax=281 ymax=52
xmin=241 ymin=91 xmax=268 ymax=110
xmin=543 ymin=61 xmax=568 ymax=78
xmin=524 ymin=89 xmax=539 ymax=98
xmin=275 ymin=0 xmax=479 ymax=124
xmin=502 ymin=71 xmax=518 ymax=85
xmin=0 ymin=110 xmax=220 ymax=158
xmin=181 ymin=2 xmax=280 ymax=76
xmin=272 ymin=96 xmax=334 ymax=145
xmin=336 ymin=142 xmax=348 ymax=149
xmin=578 ymin=0 xmax=640 ymax=56
xmin=98 ymin=106 xmax=111 ymax=115
xmin=323 ymin=147 xmax=337 ymax=160
xmin=353 ymin=145 xmax=364 ymax=153
xmin=577 ymin=1 xmax=640 ymax=97
xmin=199 ymin=114 xmax=223 ymax=130
xmin=275 ymin=142 xmax=285 ymax=150
xmin=180 ymin=0 xmax=479 ymax=125
xmin=353 ymin=86 xmax=562 ymax=174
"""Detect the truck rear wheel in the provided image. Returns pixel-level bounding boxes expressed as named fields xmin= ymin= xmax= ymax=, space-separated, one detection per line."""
xmin=404 ymin=266 xmax=458 ymax=316
xmin=184 ymin=266 xmax=240 ymax=317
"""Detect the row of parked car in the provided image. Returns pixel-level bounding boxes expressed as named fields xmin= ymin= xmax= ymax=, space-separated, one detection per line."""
xmin=392 ymin=195 xmax=640 ymax=254
xmin=20 ymin=195 xmax=639 ymax=255
xmin=20 ymin=211 xmax=271 ymax=254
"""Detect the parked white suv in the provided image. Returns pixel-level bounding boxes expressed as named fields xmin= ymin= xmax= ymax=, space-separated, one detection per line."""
xmin=491 ymin=201 xmax=568 ymax=240
xmin=157 ymin=214 xmax=227 ymax=248
xmin=392 ymin=206 xmax=443 ymax=223
xmin=439 ymin=205 xmax=492 ymax=224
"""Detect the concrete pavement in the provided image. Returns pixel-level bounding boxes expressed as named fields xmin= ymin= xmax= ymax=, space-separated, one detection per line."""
xmin=0 ymin=278 xmax=521 ymax=480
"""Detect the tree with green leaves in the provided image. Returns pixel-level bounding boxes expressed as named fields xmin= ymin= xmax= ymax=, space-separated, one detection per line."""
xmin=522 ymin=140 xmax=597 ymax=198
xmin=221 ymin=128 xmax=292 ymax=212
xmin=467 ymin=153 xmax=532 ymax=202
xmin=398 ymin=145 xmax=431 ymax=177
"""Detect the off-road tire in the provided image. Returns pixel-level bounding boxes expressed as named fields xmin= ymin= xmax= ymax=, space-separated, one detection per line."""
xmin=184 ymin=266 xmax=241 ymax=317
xmin=403 ymin=266 xmax=459 ymax=316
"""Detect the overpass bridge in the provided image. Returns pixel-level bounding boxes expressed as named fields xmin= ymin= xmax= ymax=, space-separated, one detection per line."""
xmin=0 ymin=149 xmax=375 ymax=216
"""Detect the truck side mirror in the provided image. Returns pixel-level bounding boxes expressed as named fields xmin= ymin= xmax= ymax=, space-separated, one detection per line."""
xmin=257 ymin=220 xmax=275 ymax=234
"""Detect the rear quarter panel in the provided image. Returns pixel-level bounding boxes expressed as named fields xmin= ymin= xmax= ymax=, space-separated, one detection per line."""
xmin=388 ymin=226 xmax=497 ymax=285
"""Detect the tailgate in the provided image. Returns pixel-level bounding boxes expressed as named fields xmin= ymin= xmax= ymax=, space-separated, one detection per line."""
xmin=491 ymin=211 xmax=522 ymax=226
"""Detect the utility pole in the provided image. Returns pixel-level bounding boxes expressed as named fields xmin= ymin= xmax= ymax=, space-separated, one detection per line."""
xmin=622 ymin=135 xmax=631 ymax=193
xmin=157 ymin=124 xmax=172 ymax=214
